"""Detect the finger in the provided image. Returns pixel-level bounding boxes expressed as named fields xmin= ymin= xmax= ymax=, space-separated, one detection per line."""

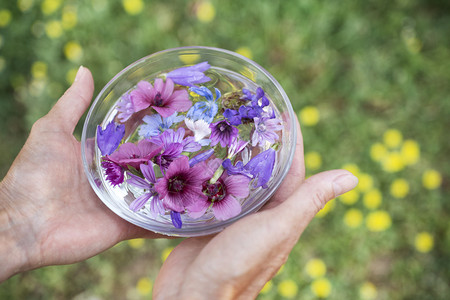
xmin=47 ymin=66 xmax=94 ymax=133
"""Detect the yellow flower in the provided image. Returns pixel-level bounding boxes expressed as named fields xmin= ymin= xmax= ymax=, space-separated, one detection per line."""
xmin=179 ymin=53 xmax=201 ymax=64
xmin=414 ymin=232 xmax=434 ymax=253
xmin=18 ymin=0 xmax=34 ymax=12
xmin=45 ymin=20 xmax=63 ymax=39
xmin=128 ymin=238 xmax=145 ymax=249
xmin=422 ymin=169 xmax=442 ymax=190
xmin=370 ymin=142 xmax=388 ymax=162
xmin=366 ymin=210 xmax=392 ymax=232
xmin=64 ymin=41 xmax=83 ymax=61
xmin=299 ymin=106 xmax=320 ymax=127
xmin=0 ymin=10 xmax=12 ymax=28
xmin=305 ymin=151 xmax=322 ymax=171
xmin=357 ymin=173 xmax=373 ymax=192
xmin=278 ymin=279 xmax=298 ymax=299
xmin=390 ymin=178 xmax=409 ymax=198
xmin=339 ymin=189 xmax=359 ymax=205
xmin=161 ymin=246 xmax=174 ymax=262
xmin=401 ymin=139 xmax=420 ymax=165
xmin=196 ymin=1 xmax=216 ymax=23
xmin=66 ymin=68 xmax=79 ymax=84
xmin=260 ymin=280 xmax=273 ymax=294
xmin=62 ymin=7 xmax=78 ymax=30
xmin=344 ymin=209 xmax=363 ymax=228
xmin=236 ymin=47 xmax=253 ymax=59
xmin=342 ymin=163 xmax=360 ymax=177
xmin=359 ymin=282 xmax=377 ymax=300
xmin=316 ymin=199 xmax=335 ymax=218
xmin=311 ymin=278 xmax=332 ymax=298
xmin=305 ymin=259 xmax=326 ymax=278
xmin=122 ymin=0 xmax=144 ymax=15
xmin=381 ymin=152 xmax=405 ymax=173
xmin=363 ymin=189 xmax=382 ymax=210
xmin=136 ymin=277 xmax=152 ymax=295
xmin=41 ymin=0 xmax=62 ymax=15
xmin=383 ymin=129 xmax=403 ymax=149
xmin=31 ymin=61 xmax=48 ymax=79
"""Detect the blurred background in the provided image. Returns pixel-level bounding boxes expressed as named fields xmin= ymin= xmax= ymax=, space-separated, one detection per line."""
xmin=0 ymin=0 xmax=448 ymax=299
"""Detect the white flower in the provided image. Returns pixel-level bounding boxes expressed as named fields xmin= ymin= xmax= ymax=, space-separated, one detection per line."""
xmin=185 ymin=118 xmax=211 ymax=141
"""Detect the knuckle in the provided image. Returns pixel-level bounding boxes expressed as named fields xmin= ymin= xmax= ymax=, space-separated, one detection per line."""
xmin=310 ymin=187 xmax=332 ymax=214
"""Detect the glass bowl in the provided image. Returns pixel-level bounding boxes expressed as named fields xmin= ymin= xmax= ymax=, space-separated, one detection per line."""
xmin=81 ymin=46 xmax=297 ymax=237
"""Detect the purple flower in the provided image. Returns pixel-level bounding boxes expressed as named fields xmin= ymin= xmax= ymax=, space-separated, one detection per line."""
xmin=153 ymin=143 xmax=184 ymax=171
xmin=242 ymin=87 xmax=269 ymax=107
xmin=251 ymin=117 xmax=283 ymax=147
xmin=223 ymin=104 xmax=263 ymax=126
xmin=97 ymin=121 xmax=125 ymax=156
xmin=210 ymin=120 xmax=239 ymax=147
xmin=189 ymin=148 xmax=215 ymax=167
xmin=222 ymin=159 xmax=253 ymax=178
xmin=139 ymin=112 xmax=184 ymax=138
xmin=189 ymin=160 xmax=250 ymax=221
xmin=155 ymin=156 xmax=207 ymax=213
xmin=223 ymin=109 xmax=242 ymax=126
xmin=106 ymin=140 xmax=162 ymax=170
xmin=166 ymin=61 xmax=211 ymax=86
xmin=117 ymin=93 xmax=135 ymax=122
xmin=101 ymin=161 xmax=124 ymax=186
xmin=170 ymin=211 xmax=183 ymax=228
xmin=150 ymin=127 xmax=201 ymax=153
xmin=228 ymin=138 xmax=249 ymax=158
xmin=130 ymin=78 xmax=192 ymax=118
xmin=127 ymin=164 xmax=164 ymax=216
xmin=244 ymin=148 xmax=276 ymax=188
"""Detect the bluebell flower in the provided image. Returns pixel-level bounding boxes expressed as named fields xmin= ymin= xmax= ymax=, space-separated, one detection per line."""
xmin=186 ymin=86 xmax=220 ymax=123
xmin=97 ymin=121 xmax=125 ymax=156
xmin=139 ymin=112 xmax=184 ymax=138
xmin=166 ymin=61 xmax=211 ymax=87
xmin=223 ymin=103 xmax=263 ymax=126
xmin=242 ymin=87 xmax=269 ymax=107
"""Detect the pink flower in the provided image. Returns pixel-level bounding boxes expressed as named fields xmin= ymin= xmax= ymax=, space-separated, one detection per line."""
xmin=130 ymin=78 xmax=192 ymax=118
xmin=106 ymin=140 xmax=162 ymax=170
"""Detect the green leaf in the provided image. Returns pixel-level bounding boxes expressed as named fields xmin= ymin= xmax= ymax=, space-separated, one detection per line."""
xmin=238 ymin=123 xmax=254 ymax=141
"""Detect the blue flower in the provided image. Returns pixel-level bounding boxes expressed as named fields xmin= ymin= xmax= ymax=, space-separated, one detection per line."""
xmin=186 ymin=86 xmax=220 ymax=123
xmin=97 ymin=121 xmax=125 ymax=156
xmin=223 ymin=87 xmax=270 ymax=125
xmin=166 ymin=61 xmax=211 ymax=87
xmin=139 ymin=112 xmax=184 ymax=138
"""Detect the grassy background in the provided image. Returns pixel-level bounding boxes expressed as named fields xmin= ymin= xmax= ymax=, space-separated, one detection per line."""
xmin=0 ymin=0 xmax=449 ymax=299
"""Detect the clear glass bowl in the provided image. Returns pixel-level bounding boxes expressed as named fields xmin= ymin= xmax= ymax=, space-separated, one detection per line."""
xmin=81 ymin=46 xmax=297 ymax=237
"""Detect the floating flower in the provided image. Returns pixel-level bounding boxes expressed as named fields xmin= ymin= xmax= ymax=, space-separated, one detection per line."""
xmin=139 ymin=112 xmax=184 ymax=138
xmin=106 ymin=140 xmax=162 ymax=170
xmin=227 ymin=138 xmax=248 ymax=158
xmin=244 ymin=148 xmax=276 ymax=188
xmin=117 ymin=92 xmax=135 ymax=122
xmin=185 ymin=118 xmax=211 ymax=144
xmin=101 ymin=161 xmax=124 ymax=187
xmin=251 ymin=116 xmax=283 ymax=147
xmin=189 ymin=149 xmax=214 ymax=167
xmin=210 ymin=119 xmax=239 ymax=147
xmin=166 ymin=61 xmax=211 ymax=86
xmin=150 ymin=127 xmax=201 ymax=153
xmin=153 ymin=143 xmax=184 ymax=171
xmin=97 ymin=121 xmax=125 ymax=156
xmin=242 ymin=87 xmax=269 ymax=107
xmin=186 ymin=86 xmax=220 ymax=123
xmin=131 ymin=78 xmax=192 ymax=118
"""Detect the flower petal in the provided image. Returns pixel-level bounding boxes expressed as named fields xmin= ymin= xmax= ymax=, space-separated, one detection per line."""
xmin=129 ymin=193 xmax=152 ymax=212
xmin=187 ymin=196 xmax=210 ymax=219
xmin=212 ymin=195 xmax=242 ymax=221
xmin=224 ymin=175 xmax=250 ymax=198
xmin=140 ymin=163 xmax=157 ymax=183
xmin=127 ymin=172 xmax=150 ymax=189
xmin=161 ymin=78 xmax=174 ymax=100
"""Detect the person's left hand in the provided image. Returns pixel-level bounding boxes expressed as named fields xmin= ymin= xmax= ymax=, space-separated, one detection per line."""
xmin=0 ymin=67 xmax=159 ymax=281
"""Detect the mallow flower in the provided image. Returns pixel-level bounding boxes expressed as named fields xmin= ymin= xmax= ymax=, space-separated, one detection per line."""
xmin=166 ymin=61 xmax=211 ymax=86
xmin=97 ymin=121 xmax=125 ymax=156
xmin=106 ymin=140 xmax=162 ymax=170
xmin=209 ymin=119 xmax=239 ymax=147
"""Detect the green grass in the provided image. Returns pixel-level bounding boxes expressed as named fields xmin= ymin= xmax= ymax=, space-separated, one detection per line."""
xmin=0 ymin=0 xmax=449 ymax=299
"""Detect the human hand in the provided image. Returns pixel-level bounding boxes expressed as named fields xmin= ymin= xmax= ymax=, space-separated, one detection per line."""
xmin=153 ymin=119 xmax=358 ymax=299
xmin=0 ymin=67 xmax=159 ymax=282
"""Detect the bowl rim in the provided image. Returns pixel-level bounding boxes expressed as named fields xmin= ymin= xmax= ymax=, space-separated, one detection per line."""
xmin=81 ymin=46 xmax=297 ymax=237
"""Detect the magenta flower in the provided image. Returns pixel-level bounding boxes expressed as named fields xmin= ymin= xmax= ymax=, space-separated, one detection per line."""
xmin=166 ymin=61 xmax=211 ymax=86
xmin=210 ymin=120 xmax=239 ymax=147
xmin=189 ymin=159 xmax=250 ymax=221
xmin=150 ymin=127 xmax=201 ymax=153
xmin=117 ymin=92 xmax=135 ymax=122
xmin=154 ymin=156 xmax=207 ymax=213
xmin=106 ymin=140 xmax=162 ymax=170
xmin=251 ymin=117 xmax=283 ymax=147
xmin=130 ymin=78 xmax=192 ymax=118
xmin=97 ymin=121 xmax=125 ymax=156
xmin=101 ymin=161 xmax=124 ymax=186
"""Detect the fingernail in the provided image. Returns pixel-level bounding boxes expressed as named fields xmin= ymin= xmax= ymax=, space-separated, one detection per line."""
xmin=332 ymin=172 xmax=358 ymax=197
xmin=74 ymin=65 xmax=85 ymax=82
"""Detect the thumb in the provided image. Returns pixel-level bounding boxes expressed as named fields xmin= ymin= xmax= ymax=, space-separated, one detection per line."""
xmin=47 ymin=66 xmax=94 ymax=133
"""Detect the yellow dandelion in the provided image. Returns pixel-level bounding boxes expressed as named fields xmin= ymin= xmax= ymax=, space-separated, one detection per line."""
xmin=401 ymin=139 xmax=420 ymax=165
xmin=18 ymin=0 xmax=34 ymax=12
xmin=305 ymin=259 xmax=326 ymax=278
xmin=311 ymin=278 xmax=332 ymax=298
xmin=278 ymin=279 xmax=298 ymax=299
xmin=363 ymin=189 xmax=382 ymax=210
xmin=260 ymin=280 xmax=273 ymax=294
xmin=360 ymin=282 xmax=377 ymax=300
xmin=305 ymin=151 xmax=322 ymax=171
xmin=62 ymin=7 xmax=78 ymax=30
xmin=422 ymin=169 xmax=442 ymax=190
xmin=366 ymin=210 xmax=392 ymax=232
xmin=316 ymin=199 xmax=336 ymax=218
xmin=161 ymin=246 xmax=174 ymax=262
xmin=66 ymin=68 xmax=79 ymax=84
xmin=344 ymin=209 xmax=363 ymax=228
xmin=381 ymin=152 xmax=405 ymax=173
xmin=357 ymin=173 xmax=374 ymax=192
xmin=136 ymin=277 xmax=153 ymax=295
xmin=41 ymin=0 xmax=62 ymax=15
xmin=414 ymin=232 xmax=434 ymax=253
xmin=0 ymin=57 xmax=5 ymax=73
xmin=196 ymin=1 xmax=216 ymax=23
xmin=383 ymin=129 xmax=403 ymax=149
xmin=64 ymin=41 xmax=83 ymax=62
xmin=128 ymin=238 xmax=145 ymax=249
xmin=390 ymin=178 xmax=409 ymax=198
xmin=0 ymin=10 xmax=12 ymax=28
xmin=299 ymin=106 xmax=320 ymax=127
xmin=45 ymin=20 xmax=63 ymax=39
xmin=370 ymin=142 xmax=388 ymax=162
xmin=341 ymin=163 xmax=360 ymax=177
xmin=339 ymin=189 xmax=359 ymax=205
xmin=235 ymin=47 xmax=253 ymax=59
xmin=122 ymin=0 xmax=144 ymax=15
xmin=31 ymin=61 xmax=48 ymax=79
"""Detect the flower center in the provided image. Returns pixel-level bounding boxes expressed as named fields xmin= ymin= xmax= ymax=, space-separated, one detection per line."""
xmin=202 ymin=180 xmax=226 ymax=202
xmin=154 ymin=92 xmax=164 ymax=106
xmin=257 ymin=123 xmax=266 ymax=132
xmin=169 ymin=176 xmax=184 ymax=192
